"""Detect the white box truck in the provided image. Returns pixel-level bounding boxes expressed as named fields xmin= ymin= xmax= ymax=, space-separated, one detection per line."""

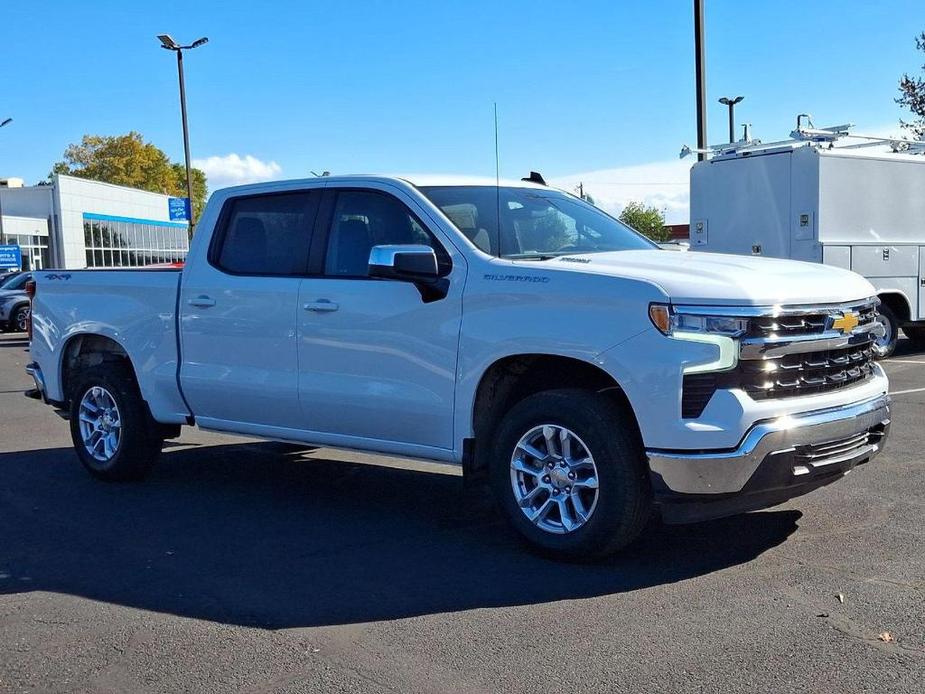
xmin=689 ymin=119 xmax=925 ymax=357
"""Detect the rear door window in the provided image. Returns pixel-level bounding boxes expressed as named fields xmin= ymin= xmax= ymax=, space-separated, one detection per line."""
xmin=214 ymin=192 xmax=318 ymax=275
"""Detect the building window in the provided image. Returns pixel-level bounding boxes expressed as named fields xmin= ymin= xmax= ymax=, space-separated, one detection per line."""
xmin=0 ymin=233 xmax=50 ymax=271
xmin=82 ymin=214 xmax=189 ymax=267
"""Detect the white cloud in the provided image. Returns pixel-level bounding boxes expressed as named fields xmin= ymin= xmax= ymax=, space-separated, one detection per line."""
xmin=550 ymin=159 xmax=692 ymax=225
xmin=192 ymin=153 xmax=282 ymax=190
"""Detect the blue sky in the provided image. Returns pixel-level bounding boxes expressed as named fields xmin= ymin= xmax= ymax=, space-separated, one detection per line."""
xmin=1 ymin=0 xmax=923 ymax=221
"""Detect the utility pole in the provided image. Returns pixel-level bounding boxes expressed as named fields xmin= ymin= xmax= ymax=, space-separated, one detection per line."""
xmin=157 ymin=35 xmax=208 ymax=229
xmin=693 ymin=0 xmax=707 ymax=161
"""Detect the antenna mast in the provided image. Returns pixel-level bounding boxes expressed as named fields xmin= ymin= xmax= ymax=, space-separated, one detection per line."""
xmin=494 ymin=102 xmax=501 ymax=256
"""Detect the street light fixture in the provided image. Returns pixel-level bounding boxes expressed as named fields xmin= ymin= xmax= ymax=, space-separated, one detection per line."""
xmin=0 ymin=118 xmax=12 ymax=128
xmin=718 ymin=96 xmax=744 ymax=144
xmin=157 ymin=34 xmax=208 ymax=227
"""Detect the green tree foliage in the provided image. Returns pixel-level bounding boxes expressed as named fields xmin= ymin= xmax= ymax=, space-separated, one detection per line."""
xmin=51 ymin=132 xmax=208 ymax=221
xmin=897 ymin=32 xmax=925 ymax=137
xmin=618 ymin=201 xmax=670 ymax=242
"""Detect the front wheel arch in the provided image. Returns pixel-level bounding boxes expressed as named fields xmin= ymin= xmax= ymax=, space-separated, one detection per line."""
xmin=467 ymin=354 xmax=640 ymax=482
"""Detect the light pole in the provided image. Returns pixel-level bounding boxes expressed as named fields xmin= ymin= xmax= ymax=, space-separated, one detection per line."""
xmin=0 ymin=118 xmax=10 ymax=245
xmin=718 ymin=96 xmax=744 ymax=143
xmin=157 ymin=34 xmax=208 ymax=227
xmin=693 ymin=0 xmax=707 ymax=161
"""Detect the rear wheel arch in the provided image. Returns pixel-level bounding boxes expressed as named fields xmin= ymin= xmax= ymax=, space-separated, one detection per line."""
xmin=60 ymin=334 xmax=136 ymax=406
xmin=878 ymin=292 xmax=911 ymax=324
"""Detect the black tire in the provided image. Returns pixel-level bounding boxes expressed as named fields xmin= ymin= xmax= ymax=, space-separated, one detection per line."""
xmin=10 ymin=304 xmax=30 ymax=333
xmin=490 ymin=389 xmax=652 ymax=561
xmin=68 ymin=364 xmax=163 ymax=481
xmin=872 ymin=303 xmax=899 ymax=359
xmin=902 ymin=324 xmax=925 ymax=348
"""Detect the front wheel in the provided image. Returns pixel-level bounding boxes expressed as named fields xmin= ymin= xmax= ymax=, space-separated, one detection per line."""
xmin=10 ymin=305 xmax=30 ymax=333
xmin=872 ymin=304 xmax=899 ymax=359
xmin=68 ymin=365 xmax=163 ymax=481
xmin=490 ymin=389 xmax=652 ymax=561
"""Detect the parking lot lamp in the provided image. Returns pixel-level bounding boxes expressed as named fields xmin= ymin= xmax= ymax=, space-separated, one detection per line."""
xmin=157 ymin=35 xmax=208 ymax=227
xmin=718 ymin=96 xmax=744 ymax=143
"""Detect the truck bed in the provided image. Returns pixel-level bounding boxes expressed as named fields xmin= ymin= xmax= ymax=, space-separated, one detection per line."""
xmin=29 ymin=268 xmax=191 ymax=423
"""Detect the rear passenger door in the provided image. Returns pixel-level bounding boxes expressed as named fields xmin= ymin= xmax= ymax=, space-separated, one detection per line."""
xmin=180 ymin=189 xmax=320 ymax=431
xmin=296 ymin=185 xmax=464 ymax=454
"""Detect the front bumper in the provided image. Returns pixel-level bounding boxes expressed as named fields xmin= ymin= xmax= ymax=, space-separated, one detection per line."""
xmin=647 ymin=393 xmax=890 ymax=523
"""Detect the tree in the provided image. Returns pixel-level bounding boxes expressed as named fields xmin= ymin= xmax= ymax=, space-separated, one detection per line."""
xmin=897 ymin=32 xmax=925 ymax=137
xmin=171 ymin=163 xmax=208 ymax=222
xmin=618 ymin=201 xmax=670 ymax=242
xmin=51 ymin=132 xmax=208 ymax=221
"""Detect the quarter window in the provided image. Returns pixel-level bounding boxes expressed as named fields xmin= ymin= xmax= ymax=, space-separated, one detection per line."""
xmin=324 ymin=190 xmax=449 ymax=277
xmin=215 ymin=192 xmax=317 ymax=275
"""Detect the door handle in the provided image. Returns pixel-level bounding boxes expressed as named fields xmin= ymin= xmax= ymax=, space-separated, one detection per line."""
xmin=188 ymin=295 xmax=216 ymax=308
xmin=304 ymin=300 xmax=339 ymax=312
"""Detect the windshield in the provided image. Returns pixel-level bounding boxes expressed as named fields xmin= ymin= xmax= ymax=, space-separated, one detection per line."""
xmin=419 ymin=186 xmax=656 ymax=258
xmin=0 ymin=273 xmax=29 ymax=290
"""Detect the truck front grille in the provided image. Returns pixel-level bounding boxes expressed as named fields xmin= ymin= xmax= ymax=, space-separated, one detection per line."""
xmin=744 ymin=302 xmax=879 ymax=339
xmin=679 ymin=298 xmax=881 ymax=417
xmin=738 ymin=343 xmax=874 ymax=399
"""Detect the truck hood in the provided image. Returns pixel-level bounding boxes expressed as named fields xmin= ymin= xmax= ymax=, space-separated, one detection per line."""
xmin=544 ymin=250 xmax=875 ymax=305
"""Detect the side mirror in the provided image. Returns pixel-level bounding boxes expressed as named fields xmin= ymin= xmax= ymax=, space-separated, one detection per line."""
xmin=368 ymin=244 xmax=439 ymax=282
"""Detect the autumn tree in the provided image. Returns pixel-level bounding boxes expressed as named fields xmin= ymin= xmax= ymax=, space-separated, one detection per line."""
xmin=897 ymin=31 xmax=925 ymax=137
xmin=618 ymin=201 xmax=670 ymax=242
xmin=51 ymin=132 xmax=208 ymax=221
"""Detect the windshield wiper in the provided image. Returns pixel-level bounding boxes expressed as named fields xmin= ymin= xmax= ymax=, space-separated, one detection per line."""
xmin=506 ymin=253 xmax=560 ymax=261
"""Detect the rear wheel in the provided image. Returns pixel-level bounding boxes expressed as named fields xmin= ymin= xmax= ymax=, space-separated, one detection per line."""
xmin=490 ymin=389 xmax=651 ymax=561
xmin=68 ymin=365 xmax=163 ymax=481
xmin=872 ymin=304 xmax=899 ymax=359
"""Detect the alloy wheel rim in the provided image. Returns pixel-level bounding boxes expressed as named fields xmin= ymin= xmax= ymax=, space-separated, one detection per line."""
xmin=873 ymin=314 xmax=893 ymax=355
xmin=78 ymin=386 xmax=122 ymax=463
xmin=510 ymin=424 xmax=600 ymax=535
xmin=15 ymin=307 xmax=29 ymax=332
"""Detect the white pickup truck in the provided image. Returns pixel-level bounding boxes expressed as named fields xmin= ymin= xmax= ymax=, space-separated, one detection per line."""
xmin=25 ymin=175 xmax=892 ymax=560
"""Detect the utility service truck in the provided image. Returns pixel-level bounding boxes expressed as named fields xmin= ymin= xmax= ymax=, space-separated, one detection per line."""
xmin=689 ymin=116 xmax=925 ymax=357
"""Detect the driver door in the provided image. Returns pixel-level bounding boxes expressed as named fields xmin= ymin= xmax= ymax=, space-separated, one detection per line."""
xmin=296 ymin=185 xmax=465 ymax=454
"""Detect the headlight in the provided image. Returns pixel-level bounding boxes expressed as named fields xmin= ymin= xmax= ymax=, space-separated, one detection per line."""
xmin=649 ymin=303 xmax=744 ymax=374
xmin=649 ymin=304 xmax=749 ymax=336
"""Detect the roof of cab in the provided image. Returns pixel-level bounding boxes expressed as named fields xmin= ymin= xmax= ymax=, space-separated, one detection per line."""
xmin=213 ymin=173 xmax=551 ymax=198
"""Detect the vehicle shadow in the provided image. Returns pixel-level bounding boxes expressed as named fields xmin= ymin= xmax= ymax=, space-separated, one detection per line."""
xmin=0 ymin=337 xmax=28 ymax=349
xmin=894 ymin=335 xmax=924 ymax=358
xmin=0 ymin=442 xmax=801 ymax=629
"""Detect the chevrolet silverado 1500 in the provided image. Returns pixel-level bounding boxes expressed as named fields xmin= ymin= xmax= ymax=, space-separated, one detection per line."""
xmin=25 ymin=175 xmax=891 ymax=559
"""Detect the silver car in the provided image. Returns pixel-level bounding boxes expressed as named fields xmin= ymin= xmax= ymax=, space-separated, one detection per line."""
xmin=0 ymin=272 xmax=32 ymax=333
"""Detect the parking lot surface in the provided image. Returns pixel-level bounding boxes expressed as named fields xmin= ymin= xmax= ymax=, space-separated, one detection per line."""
xmin=0 ymin=331 xmax=923 ymax=693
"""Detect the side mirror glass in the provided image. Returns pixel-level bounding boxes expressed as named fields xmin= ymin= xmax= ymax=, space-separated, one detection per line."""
xmin=368 ymin=244 xmax=439 ymax=282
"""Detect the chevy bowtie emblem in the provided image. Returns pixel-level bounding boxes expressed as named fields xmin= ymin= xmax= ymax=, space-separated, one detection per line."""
xmin=832 ymin=311 xmax=860 ymax=334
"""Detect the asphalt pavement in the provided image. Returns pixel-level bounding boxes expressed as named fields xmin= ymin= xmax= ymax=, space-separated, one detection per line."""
xmin=0 ymin=331 xmax=923 ymax=693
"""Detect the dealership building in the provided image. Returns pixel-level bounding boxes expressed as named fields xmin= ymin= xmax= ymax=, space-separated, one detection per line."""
xmin=0 ymin=174 xmax=190 ymax=271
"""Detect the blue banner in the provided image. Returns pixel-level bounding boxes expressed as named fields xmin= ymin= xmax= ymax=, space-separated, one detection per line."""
xmin=0 ymin=245 xmax=22 ymax=270
xmin=168 ymin=197 xmax=191 ymax=222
